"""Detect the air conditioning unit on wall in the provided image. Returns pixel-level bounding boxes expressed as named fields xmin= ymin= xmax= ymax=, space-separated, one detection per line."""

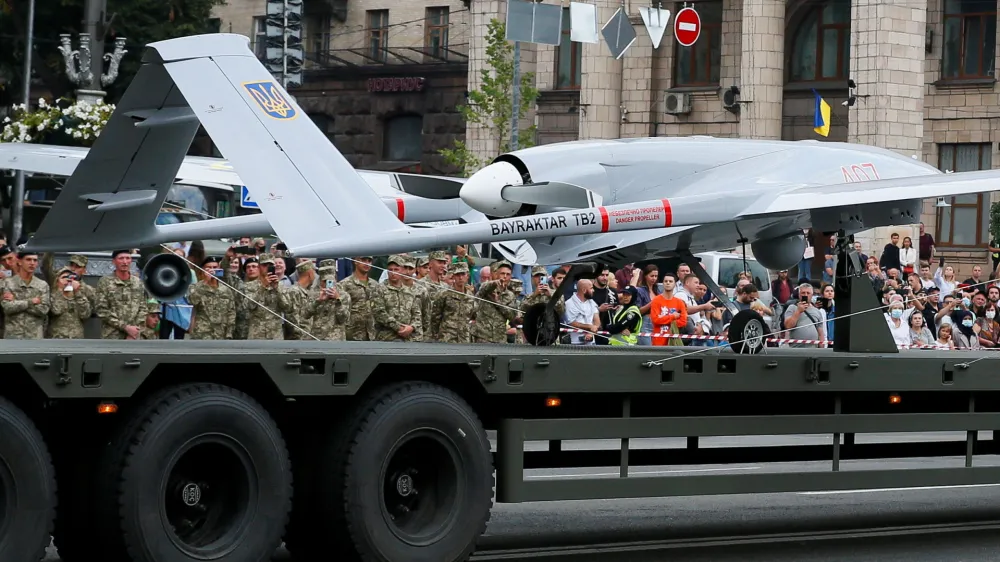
xmin=664 ymin=92 xmax=692 ymax=115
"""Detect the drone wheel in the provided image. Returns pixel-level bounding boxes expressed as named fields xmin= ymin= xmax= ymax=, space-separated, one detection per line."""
xmin=522 ymin=304 xmax=558 ymax=346
xmin=728 ymin=309 xmax=769 ymax=354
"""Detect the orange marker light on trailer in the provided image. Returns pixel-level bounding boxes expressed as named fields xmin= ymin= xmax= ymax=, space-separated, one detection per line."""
xmin=889 ymin=394 xmax=901 ymax=405
xmin=545 ymin=396 xmax=561 ymax=407
xmin=97 ymin=402 xmax=118 ymax=414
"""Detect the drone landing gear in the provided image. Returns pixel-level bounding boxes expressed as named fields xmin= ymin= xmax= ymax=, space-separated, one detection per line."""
xmin=728 ymin=309 xmax=769 ymax=354
xmin=523 ymin=262 xmax=597 ymax=347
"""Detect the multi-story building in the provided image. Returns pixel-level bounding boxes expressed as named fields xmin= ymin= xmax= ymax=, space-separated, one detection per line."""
xmin=214 ymin=0 xmax=1000 ymax=275
xmin=215 ymin=0 xmax=471 ymax=175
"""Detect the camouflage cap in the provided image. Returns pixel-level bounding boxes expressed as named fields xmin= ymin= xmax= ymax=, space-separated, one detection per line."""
xmin=146 ymin=298 xmax=161 ymax=314
xmin=318 ymin=259 xmax=336 ymax=268
xmin=416 ymin=256 xmax=430 ymax=267
xmin=493 ymin=260 xmax=512 ymax=271
xmin=56 ymin=267 xmax=74 ymax=278
xmin=509 ymin=278 xmax=524 ymax=290
xmin=317 ymin=265 xmax=337 ymax=277
xmin=387 ymin=254 xmax=405 ymax=266
xmin=296 ymin=261 xmax=314 ymax=273
xmin=531 ymin=265 xmax=548 ymax=276
xmin=401 ymin=255 xmax=416 ymax=268
xmin=257 ymin=253 xmax=275 ymax=265
xmin=68 ymin=254 xmax=88 ymax=267
xmin=448 ymin=261 xmax=469 ymax=275
xmin=428 ymin=250 xmax=449 ymax=262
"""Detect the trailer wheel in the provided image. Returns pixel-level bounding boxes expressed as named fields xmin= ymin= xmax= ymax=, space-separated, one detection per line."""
xmin=728 ymin=309 xmax=769 ymax=354
xmin=325 ymin=382 xmax=494 ymax=561
xmin=111 ymin=383 xmax=292 ymax=562
xmin=0 ymin=396 xmax=56 ymax=562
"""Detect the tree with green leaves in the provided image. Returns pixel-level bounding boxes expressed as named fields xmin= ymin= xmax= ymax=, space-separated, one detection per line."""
xmin=0 ymin=0 xmax=224 ymax=107
xmin=439 ymin=18 xmax=539 ymax=178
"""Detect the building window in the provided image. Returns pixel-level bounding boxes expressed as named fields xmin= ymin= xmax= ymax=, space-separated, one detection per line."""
xmin=936 ymin=143 xmax=992 ymax=247
xmin=555 ymin=7 xmax=582 ymax=89
xmin=425 ymin=7 xmax=449 ymax=58
xmin=788 ymin=0 xmax=850 ymax=82
xmin=367 ymin=10 xmax=389 ymax=62
xmin=306 ymin=15 xmax=331 ymax=56
xmin=383 ymin=115 xmax=424 ymax=162
xmin=942 ymin=0 xmax=997 ymax=80
xmin=673 ymin=0 xmax=722 ymax=87
xmin=252 ymin=16 xmax=266 ymax=59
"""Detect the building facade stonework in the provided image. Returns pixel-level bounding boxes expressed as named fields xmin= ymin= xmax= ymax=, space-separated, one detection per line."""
xmin=214 ymin=0 xmax=1000 ymax=276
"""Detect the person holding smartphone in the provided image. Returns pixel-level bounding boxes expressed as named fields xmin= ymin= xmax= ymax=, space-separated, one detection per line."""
xmin=48 ymin=268 xmax=92 ymax=339
xmin=188 ymin=256 xmax=237 ymax=340
xmin=300 ymin=264 xmax=351 ymax=341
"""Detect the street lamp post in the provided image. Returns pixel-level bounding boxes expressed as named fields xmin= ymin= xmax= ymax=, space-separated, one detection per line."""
xmin=57 ymin=33 xmax=127 ymax=104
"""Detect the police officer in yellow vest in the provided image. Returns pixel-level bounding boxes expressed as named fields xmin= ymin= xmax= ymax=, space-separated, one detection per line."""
xmin=607 ymin=285 xmax=643 ymax=346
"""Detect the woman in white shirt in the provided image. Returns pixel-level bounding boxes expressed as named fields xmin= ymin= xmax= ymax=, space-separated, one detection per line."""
xmin=899 ymin=236 xmax=917 ymax=275
xmin=934 ymin=264 xmax=957 ymax=301
xmin=884 ymin=300 xmax=912 ymax=347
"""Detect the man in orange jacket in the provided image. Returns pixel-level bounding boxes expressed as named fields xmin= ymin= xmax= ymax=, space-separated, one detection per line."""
xmin=648 ymin=272 xmax=688 ymax=346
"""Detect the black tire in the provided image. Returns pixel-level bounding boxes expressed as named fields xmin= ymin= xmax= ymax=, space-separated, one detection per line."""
xmin=522 ymin=303 xmax=558 ymax=346
xmin=320 ymin=382 xmax=494 ymax=562
xmin=728 ymin=309 xmax=769 ymax=354
xmin=0 ymin=396 xmax=56 ymax=562
xmin=102 ymin=383 xmax=292 ymax=562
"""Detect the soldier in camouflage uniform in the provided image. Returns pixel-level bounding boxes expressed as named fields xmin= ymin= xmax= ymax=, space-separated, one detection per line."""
xmin=0 ymin=245 xmax=13 ymax=339
xmin=418 ymin=250 xmax=451 ymax=324
xmin=302 ymin=264 xmax=350 ymax=340
xmin=1 ymin=251 xmax=50 ymax=339
xmin=282 ymin=261 xmax=317 ymax=340
xmin=429 ymin=261 xmax=475 ymax=343
xmin=472 ymin=261 xmax=518 ymax=343
xmin=244 ymin=254 xmax=292 ymax=340
xmin=65 ymin=255 xmax=97 ymax=311
xmin=140 ymin=299 xmax=161 ymax=340
xmin=337 ymin=256 xmax=401 ymax=341
xmin=48 ymin=267 xmax=93 ymax=339
xmin=375 ymin=255 xmax=422 ymax=342
xmin=95 ymin=250 xmax=149 ymax=340
xmin=188 ymin=256 xmax=237 ymax=340
xmin=222 ymin=250 xmax=256 ymax=340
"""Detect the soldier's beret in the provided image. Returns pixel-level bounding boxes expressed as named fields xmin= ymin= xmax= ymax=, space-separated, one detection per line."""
xmin=531 ymin=265 xmax=548 ymax=276
xmin=68 ymin=254 xmax=88 ymax=267
xmin=258 ymin=253 xmax=275 ymax=265
xmin=17 ymin=250 xmax=37 ymax=259
xmin=448 ymin=261 xmax=469 ymax=275
xmin=201 ymin=256 xmax=222 ymax=267
xmin=296 ymin=261 xmax=314 ymax=273
xmin=111 ymin=249 xmax=130 ymax=259
xmin=493 ymin=260 xmax=512 ymax=271
xmin=318 ymin=259 xmax=336 ymax=268
xmin=428 ymin=250 xmax=449 ymax=262
xmin=0 ymin=245 xmax=10 ymax=258
xmin=416 ymin=257 xmax=429 ymax=267
xmin=243 ymin=257 xmax=259 ymax=265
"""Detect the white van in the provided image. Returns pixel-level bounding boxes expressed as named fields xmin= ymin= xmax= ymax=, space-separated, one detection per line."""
xmin=638 ymin=251 xmax=773 ymax=305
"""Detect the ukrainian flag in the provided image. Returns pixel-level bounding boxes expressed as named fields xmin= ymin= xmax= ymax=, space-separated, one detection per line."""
xmin=812 ymin=89 xmax=831 ymax=138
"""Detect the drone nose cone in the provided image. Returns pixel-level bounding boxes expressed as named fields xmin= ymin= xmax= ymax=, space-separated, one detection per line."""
xmin=459 ymin=160 xmax=524 ymax=218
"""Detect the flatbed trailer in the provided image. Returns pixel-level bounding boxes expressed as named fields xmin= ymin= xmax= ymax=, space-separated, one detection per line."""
xmin=2 ymin=339 xmax=1000 ymax=562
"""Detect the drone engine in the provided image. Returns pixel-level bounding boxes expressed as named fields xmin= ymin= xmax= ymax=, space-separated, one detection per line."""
xmin=750 ymin=232 xmax=806 ymax=272
xmin=459 ymin=160 xmax=526 ymax=218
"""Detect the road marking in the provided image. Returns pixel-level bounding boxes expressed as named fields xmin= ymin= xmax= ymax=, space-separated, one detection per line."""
xmin=526 ymin=466 xmax=761 ymax=479
xmin=799 ymin=483 xmax=1000 ymax=496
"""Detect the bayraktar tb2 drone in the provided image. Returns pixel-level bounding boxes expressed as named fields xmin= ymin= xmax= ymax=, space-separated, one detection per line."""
xmin=14 ymin=34 xmax=1000 ymax=352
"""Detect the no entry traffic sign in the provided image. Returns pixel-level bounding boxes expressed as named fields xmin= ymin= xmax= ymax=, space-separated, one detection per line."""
xmin=674 ymin=7 xmax=701 ymax=47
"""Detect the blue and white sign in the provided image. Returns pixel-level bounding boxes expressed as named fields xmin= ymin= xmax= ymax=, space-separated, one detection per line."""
xmin=240 ymin=186 xmax=258 ymax=209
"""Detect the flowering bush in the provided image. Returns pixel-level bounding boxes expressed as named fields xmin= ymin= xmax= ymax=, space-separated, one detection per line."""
xmin=1 ymin=98 xmax=115 ymax=146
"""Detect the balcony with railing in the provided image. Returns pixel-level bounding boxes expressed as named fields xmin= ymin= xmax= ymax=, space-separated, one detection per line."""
xmin=302 ymin=42 xmax=469 ymax=77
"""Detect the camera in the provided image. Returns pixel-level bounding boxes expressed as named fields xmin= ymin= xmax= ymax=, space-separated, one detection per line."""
xmin=265 ymin=263 xmax=275 ymax=275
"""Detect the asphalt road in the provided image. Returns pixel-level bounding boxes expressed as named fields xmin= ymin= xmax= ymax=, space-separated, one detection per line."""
xmin=44 ymin=432 xmax=1000 ymax=560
